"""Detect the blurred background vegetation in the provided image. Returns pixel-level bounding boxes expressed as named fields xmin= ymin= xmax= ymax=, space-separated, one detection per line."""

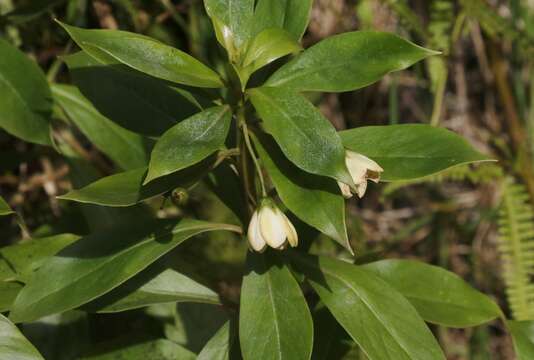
xmin=1 ymin=0 xmax=534 ymax=359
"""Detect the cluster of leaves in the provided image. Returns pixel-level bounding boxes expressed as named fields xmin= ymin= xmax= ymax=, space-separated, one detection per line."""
xmin=1 ymin=0 xmax=533 ymax=359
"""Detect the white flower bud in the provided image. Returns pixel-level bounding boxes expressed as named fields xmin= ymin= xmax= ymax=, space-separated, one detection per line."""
xmin=247 ymin=200 xmax=299 ymax=252
xmin=338 ymin=150 xmax=383 ymax=199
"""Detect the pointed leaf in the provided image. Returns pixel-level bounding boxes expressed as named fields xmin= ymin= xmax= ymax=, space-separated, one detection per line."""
xmin=204 ymin=0 xmax=255 ymax=51
xmin=84 ymin=265 xmax=220 ymax=313
xmin=145 ymin=106 xmax=231 ymax=184
xmin=9 ymin=219 xmax=239 ymax=323
xmin=65 ymin=52 xmax=201 ymax=137
xmin=362 ymin=260 xmax=502 ymax=327
xmin=293 ymin=254 xmax=445 ymax=360
xmin=339 ymin=125 xmax=492 ymax=181
xmin=0 ymin=314 xmax=44 ymax=360
xmin=238 ymin=28 xmax=301 ymax=88
xmin=52 ymin=84 xmax=149 ymax=170
xmin=253 ymin=0 xmax=313 ymax=40
xmin=239 ymin=252 xmax=313 ymax=360
xmin=266 ymin=31 xmax=437 ymax=92
xmin=0 ymin=39 xmax=51 ymax=145
xmin=198 ymin=320 xmax=239 ymax=360
xmin=0 ymin=196 xmax=14 ymax=216
xmin=253 ymin=133 xmax=351 ymax=253
xmin=0 ymin=234 xmax=80 ymax=282
xmin=248 ymin=86 xmax=352 ymax=185
xmin=59 ymin=157 xmax=214 ymax=207
xmin=59 ymin=22 xmax=223 ymax=88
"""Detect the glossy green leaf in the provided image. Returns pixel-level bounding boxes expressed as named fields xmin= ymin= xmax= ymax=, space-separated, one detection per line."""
xmin=253 ymin=0 xmax=313 ymax=40
xmin=80 ymin=339 xmax=196 ymax=360
xmin=84 ymin=265 xmax=220 ymax=313
xmin=0 ymin=314 xmax=44 ymax=360
xmin=198 ymin=320 xmax=239 ymax=360
xmin=204 ymin=0 xmax=255 ymax=51
xmin=60 ymin=142 xmax=153 ymax=232
xmin=362 ymin=260 xmax=502 ymax=327
xmin=65 ymin=52 xmax=201 ymax=137
xmin=248 ymin=86 xmax=353 ymax=185
xmin=0 ymin=234 xmax=80 ymax=282
xmin=293 ymin=254 xmax=445 ymax=360
xmin=339 ymin=125 xmax=491 ymax=181
xmin=9 ymin=219 xmax=239 ymax=323
xmin=266 ymin=31 xmax=437 ymax=92
xmin=144 ymin=106 xmax=231 ymax=184
xmin=59 ymin=157 xmax=214 ymax=207
xmin=59 ymin=22 xmax=223 ymax=88
xmin=238 ymin=28 xmax=301 ymax=88
xmin=52 ymin=84 xmax=149 ymax=170
xmin=239 ymin=252 xmax=313 ymax=360
xmin=0 ymin=282 xmax=23 ymax=312
xmin=253 ymin=133 xmax=351 ymax=253
xmin=508 ymin=320 xmax=534 ymax=360
xmin=0 ymin=196 xmax=14 ymax=216
xmin=0 ymin=39 xmax=51 ymax=145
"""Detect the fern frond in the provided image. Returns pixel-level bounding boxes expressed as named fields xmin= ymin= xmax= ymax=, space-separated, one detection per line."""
xmin=498 ymin=179 xmax=534 ymax=320
xmin=382 ymin=0 xmax=429 ymax=41
xmin=382 ymin=163 xmax=504 ymax=198
xmin=460 ymin=0 xmax=534 ymax=52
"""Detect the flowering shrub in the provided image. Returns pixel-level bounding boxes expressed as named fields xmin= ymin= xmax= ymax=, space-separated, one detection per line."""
xmin=2 ymin=0 xmax=529 ymax=359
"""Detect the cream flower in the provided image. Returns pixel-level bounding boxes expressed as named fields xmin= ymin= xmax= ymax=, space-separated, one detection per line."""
xmin=247 ymin=200 xmax=298 ymax=252
xmin=338 ymin=150 xmax=383 ymax=199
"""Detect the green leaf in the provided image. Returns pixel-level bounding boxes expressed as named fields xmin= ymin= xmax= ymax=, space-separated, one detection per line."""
xmin=248 ymin=86 xmax=352 ymax=185
xmin=9 ymin=219 xmax=240 ymax=323
xmin=80 ymin=339 xmax=196 ymax=360
xmin=58 ymin=22 xmax=223 ymax=88
xmin=293 ymin=254 xmax=445 ymax=360
xmin=311 ymin=303 xmax=353 ymax=360
xmin=204 ymin=0 xmax=255 ymax=51
xmin=0 ymin=282 xmax=23 ymax=312
xmin=0 ymin=39 xmax=51 ymax=145
xmin=238 ymin=28 xmax=301 ymax=88
xmin=65 ymin=51 xmax=201 ymax=137
xmin=144 ymin=106 xmax=231 ymax=184
xmin=84 ymin=265 xmax=220 ymax=313
xmin=59 ymin=158 xmax=214 ymax=207
xmin=0 ymin=314 xmax=44 ymax=360
xmin=362 ymin=260 xmax=502 ymax=327
xmin=198 ymin=320 xmax=239 ymax=360
xmin=0 ymin=196 xmax=14 ymax=216
xmin=52 ymin=84 xmax=149 ymax=170
xmin=239 ymin=252 xmax=313 ymax=360
xmin=0 ymin=234 xmax=80 ymax=282
xmin=171 ymin=302 xmax=230 ymax=353
xmin=252 ymin=133 xmax=351 ymax=253
xmin=339 ymin=124 xmax=491 ymax=181
xmin=253 ymin=0 xmax=313 ymax=40
xmin=508 ymin=320 xmax=534 ymax=360
xmin=265 ymin=31 xmax=437 ymax=92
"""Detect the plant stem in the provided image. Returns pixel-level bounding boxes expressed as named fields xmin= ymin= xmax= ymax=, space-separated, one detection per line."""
xmin=237 ymin=106 xmax=267 ymax=197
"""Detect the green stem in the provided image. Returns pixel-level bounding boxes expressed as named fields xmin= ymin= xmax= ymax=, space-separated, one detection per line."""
xmin=239 ymin=108 xmax=267 ymax=197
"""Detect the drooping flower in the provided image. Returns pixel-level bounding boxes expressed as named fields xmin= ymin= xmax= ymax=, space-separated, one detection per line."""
xmin=338 ymin=150 xmax=383 ymax=199
xmin=247 ymin=200 xmax=298 ymax=252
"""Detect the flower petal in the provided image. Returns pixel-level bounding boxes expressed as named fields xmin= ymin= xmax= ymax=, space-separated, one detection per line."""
xmin=259 ymin=206 xmax=287 ymax=248
xmin=248 ymin=210 xmax=267 ymax=252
